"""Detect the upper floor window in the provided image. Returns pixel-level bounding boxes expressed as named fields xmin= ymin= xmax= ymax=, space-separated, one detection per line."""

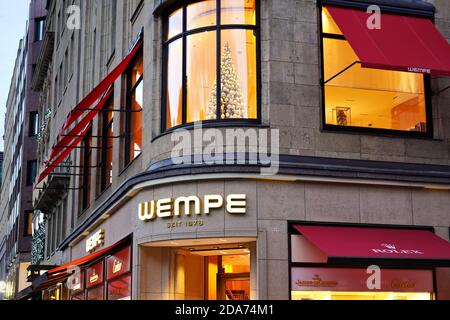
xmin=163 ymin=0 xmax=259 ymax=131
xmin=27 ymin=160 xmax=37 ymax=186
xmin=29 ymin=111 xmax=39 ymax=137
xmin=321 ymin=7 xmax=431 ymax=136
xmin=124 ymin=51 xmax=143 ymax=165
xmin=35 ymin=18 xmax=46 ymax=42
xmin=80 ymin=129 xmax=92 ymax=213
xmin=98 ymin=96 xmax=114 ymax=193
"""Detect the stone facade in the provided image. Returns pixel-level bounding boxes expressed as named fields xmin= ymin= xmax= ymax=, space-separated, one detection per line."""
xmin=30 ymin=0 xmax=450 ymax=300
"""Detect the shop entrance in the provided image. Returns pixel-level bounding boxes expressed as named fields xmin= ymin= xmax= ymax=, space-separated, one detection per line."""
xmin=141 ymin=238 xmax=255 ymax=301
xmin=205 ymin=254 xmax=251 ymax=300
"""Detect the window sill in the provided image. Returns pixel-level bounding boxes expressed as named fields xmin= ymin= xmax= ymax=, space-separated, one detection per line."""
xmin=321 ymin=124 xmax=437 ymax=140
xmin=153 ymin=119 xmax=266 ymax=143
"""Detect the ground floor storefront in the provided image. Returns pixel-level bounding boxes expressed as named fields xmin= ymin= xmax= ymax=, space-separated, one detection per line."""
xmin=21 ymin=175 xmax=450 ymax=300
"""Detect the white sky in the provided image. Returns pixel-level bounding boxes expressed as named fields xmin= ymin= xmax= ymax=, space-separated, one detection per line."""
xmin=0 ymin=1 xmax=31 ymax=151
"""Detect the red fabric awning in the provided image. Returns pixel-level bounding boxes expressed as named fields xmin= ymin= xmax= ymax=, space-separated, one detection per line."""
xmin=36 ymin=123 xmax=92 ymax=185
xmin=35 ymin=37 xmax=143 ymax=186
xmin=57 ymin=39 xmax=143 ymax=140
xmin=294 ymin=225 xmax=450 ymax=265
xmin=47 ymin=240 xmax=125 ymax=276
xmin=326 ymin=6 xmax=450 ymax=76
xmin=46 ymin=88 xmax=113 ymax=167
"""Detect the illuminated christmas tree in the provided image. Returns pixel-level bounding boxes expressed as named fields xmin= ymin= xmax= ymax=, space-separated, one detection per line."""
xmin=206 ymin=42 xmax=247 ymax=120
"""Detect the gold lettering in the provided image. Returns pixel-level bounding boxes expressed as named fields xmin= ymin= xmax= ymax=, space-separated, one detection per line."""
xmin=204 ymin=195 xmax=224 ymax=214
xmin=227 ymin=194 xmax=247 ymax=214
xmin=157 ymin=198 xmax=174 ymax=218
xmin=174 ymin=196 xmax=201 ymax=216
xmin=138 ymin=201 xmax=157 ymax=221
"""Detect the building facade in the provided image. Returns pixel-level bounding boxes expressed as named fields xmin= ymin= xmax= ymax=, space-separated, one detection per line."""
xmin=0 ymin=0 xmax=47 ymax=300
xmin=25 ymin=0 xmax=450 ymax=300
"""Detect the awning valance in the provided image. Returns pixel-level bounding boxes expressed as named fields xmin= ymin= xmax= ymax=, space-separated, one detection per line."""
xmin=326 ymin=5 xmax=450 ymax=76
xmin=294 ymin=225 xmax=450 ymax=267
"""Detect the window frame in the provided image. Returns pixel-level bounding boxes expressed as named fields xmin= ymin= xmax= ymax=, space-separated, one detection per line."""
xmin=29 ymin=111 xmax=39 ymax=137
xmin=161 ymin=0 xmax=262 ymax=133
xmin=319 ymin=3 xmax=433 ymax=138
xmin=98 ymin=95 xmax=114 ymax=194
xmin=35 ymin=17 xmax=46 ymax=42
xmin=80 ymin=128 xmax=93 ymax=214
xmin=26 ymin=159 xmax=38 ymax=186
xmin=124 ymin=51 xmax=144 ymax=167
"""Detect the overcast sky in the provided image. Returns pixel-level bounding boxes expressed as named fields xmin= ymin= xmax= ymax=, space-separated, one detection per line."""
xmin=0 ymin=1 xmax=30 ymax=151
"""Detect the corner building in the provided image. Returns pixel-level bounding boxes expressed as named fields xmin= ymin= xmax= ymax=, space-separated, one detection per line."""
xmin=24 ymin=0 xmax=450 ymax=300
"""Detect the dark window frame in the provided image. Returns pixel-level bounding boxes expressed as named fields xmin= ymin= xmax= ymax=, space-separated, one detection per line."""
xmin=29 ymin=111 xmax=39 ymax=137
xmin=26 ymin=159 xmax=37 ymax=186
xmin=161 ymin=0 xmax=262 ymax=133
xmin=319 ymin=2 xmax=433 ymax=138
xmin=98 ymin=95 xmax=114 ymax=194
xmin=123 ymin=51 xmax=144 ymax=167
xmin=80 ymin=128 xmax=93 ymax=214
xmin=35 ymin=17 xmax=46 ymax=42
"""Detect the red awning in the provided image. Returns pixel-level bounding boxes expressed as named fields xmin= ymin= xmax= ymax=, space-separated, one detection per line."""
xmin=294 ymin=225 xmax=450 ymax=266
xmin=326 ymin=6 xmax=450 ymax=76
xmin=47 ymin=240 xmax=125 ymax=276
xmin=35 ymin=36 xmax=143 ymax=186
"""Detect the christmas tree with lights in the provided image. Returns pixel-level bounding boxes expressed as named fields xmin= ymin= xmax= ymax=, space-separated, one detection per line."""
xmin=206 ymin=42 xmax=247 ymax=120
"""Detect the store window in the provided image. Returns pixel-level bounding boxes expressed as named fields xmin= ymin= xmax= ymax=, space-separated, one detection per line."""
xmin=68 ymin=244 xmax=132 ymax=300
xmin=124 ymin=51 xmax=143 ymax=166
xmin=321 ymin=7 xmax=431 ymax=135
xmin=163 ymin=0 xmax=259 ymax=130
xmin=106 ymin=246 xmax=132 ymax=300
xmin=98 ymin=96 xmax=114 ymax=193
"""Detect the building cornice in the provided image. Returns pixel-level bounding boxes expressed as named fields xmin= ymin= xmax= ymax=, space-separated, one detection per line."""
xmin=58 ymin=155 xmax=450 ymax=250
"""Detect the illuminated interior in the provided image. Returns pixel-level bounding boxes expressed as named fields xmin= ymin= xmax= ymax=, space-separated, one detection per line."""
xmin=145 ymin=238 xmax=253 ymax=300
xmin=322 ymin=8 xmax=428 ymax=132
xmin=128 ymin=53 xmax=143 ymax=162
xmin=292 ymin=291 xmax=433 ymax=301
xmin=165 ymin=0 xmax=257 ymax=129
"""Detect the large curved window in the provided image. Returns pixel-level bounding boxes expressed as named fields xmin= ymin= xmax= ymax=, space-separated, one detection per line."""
xmin=163 ymin=0 xmax=258 ymax=130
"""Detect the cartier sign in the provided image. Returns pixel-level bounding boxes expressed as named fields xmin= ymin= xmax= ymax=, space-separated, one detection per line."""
xmin=138 ymin=194 xmax=246 ymax=222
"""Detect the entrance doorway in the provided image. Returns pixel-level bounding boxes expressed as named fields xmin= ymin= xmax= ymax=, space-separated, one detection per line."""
xmin=141 ymin=238 xmax=255 ymax=300
xmin=205 ymin=254 xmax=250 ymax=300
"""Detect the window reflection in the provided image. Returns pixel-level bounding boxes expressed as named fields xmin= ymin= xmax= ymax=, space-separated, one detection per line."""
xmin=168 ymin=8 xmax=183 ymax=40
xmin=166 ymin=39 xmax=183 ymax=128
xmin=187 ymin=0 xmax=217 ymax=30
xmin=221 ymin=0 xmax=256 ymax=25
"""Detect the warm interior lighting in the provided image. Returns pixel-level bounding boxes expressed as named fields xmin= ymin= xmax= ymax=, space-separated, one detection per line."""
xmin=190 ymin=248 xmax=251 ymax=257
xmin=165 ymin=0 xmax=257 ymax=129
xmin=292 ymin=291 xmax=432 ymax=300
xmin=322 ymin=8 xmax=427 ymax=132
